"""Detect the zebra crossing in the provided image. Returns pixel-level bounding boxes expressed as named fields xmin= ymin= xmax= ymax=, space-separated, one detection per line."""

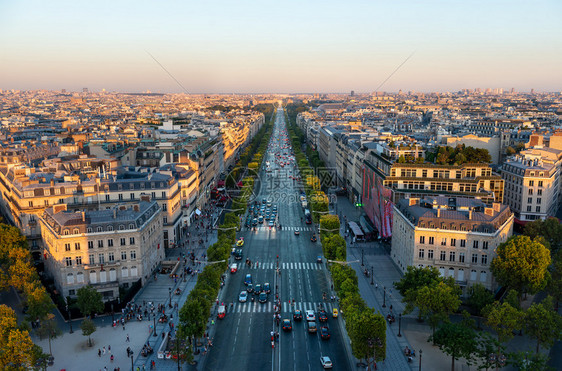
xmin=228 ymin=301 xmax=337 ymax=314
xmin=239 ymin=262 xmax=324 ymax=270
xmin=240 ymin=226 xmax=314 ymax=232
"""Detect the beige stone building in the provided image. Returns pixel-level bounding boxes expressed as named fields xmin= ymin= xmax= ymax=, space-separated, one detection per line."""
xmin=391 ymin=196 xmax=513 ymax=292
xmin=39 ymin=200 xmax=164 ymax=300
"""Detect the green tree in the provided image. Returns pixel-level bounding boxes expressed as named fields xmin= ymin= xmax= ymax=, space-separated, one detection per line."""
xmin=430 ymin=322 xmax=478 ymax=371
xmin=348 ymin=310 xmax=386 ymax=366
xmin=395 ymin=266 xmax=442 ymax=319
xmin=524 ymin=296 xmax=562 ymax=353
xmin=548 ymin=250 xmax=562 ymax=309
xmin=76 ymin=286 xmax=104 ymax=318
xmin=24 ymin=282 xmax=55 ymax=323
xmin=523 ymin=217 xmax=562 ymax=252
xmin=414 ymin=281 xmax=461 ymax=338
xmin=178 ymin=297 xmax=209 ymax=351
xmin=490 ymin=235 xmax=551 ymax=298
xmin=484 ymin=301 xmax=524 ymax=345
xmin=509 ymin=351 xmax=550 ymax=371
xmin=505 ymin=146 xmax=516 ymax=156
xmin=36 ymin=313 xmax=61 ymax=356
xmin=319 ymin=214 xmax=340 ymax=239
xmin=80 ymin=317 xmax=96 ymax=347
xmin=466 ymin=283 xmax=494 ymax=329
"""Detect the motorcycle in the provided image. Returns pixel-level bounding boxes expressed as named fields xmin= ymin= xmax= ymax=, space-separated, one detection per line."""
xmin=363 ymin=269 xmax=370 ymax=278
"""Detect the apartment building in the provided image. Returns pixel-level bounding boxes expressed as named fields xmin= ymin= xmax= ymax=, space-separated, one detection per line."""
xmin=501 ymin=153 xmax=559 ymax=224
xmin=39 ymin=200 xmax=164 ymax=300
xmin=391 ymin=197 xmax=513 ymax=292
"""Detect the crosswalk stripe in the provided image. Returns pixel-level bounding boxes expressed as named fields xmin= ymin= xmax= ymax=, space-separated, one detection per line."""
xmin=283 ymin=302 xmax=287 ymax=312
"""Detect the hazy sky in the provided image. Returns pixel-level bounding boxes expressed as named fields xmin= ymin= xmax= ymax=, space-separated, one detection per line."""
xmin=1 ymin=0 xmax=561 ymax=93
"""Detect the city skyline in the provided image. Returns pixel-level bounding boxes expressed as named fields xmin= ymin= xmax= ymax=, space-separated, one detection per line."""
xmin=1 ymin=0 xmax=561 ymax=93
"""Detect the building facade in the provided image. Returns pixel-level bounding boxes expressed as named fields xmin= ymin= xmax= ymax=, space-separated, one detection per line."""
xmin=39 ymin=200 xmax=164 ymax=300
xmin=391 ymin=196 xmax=513 ymax=292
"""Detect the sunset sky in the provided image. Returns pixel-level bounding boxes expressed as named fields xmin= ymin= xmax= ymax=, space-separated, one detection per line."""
xmin=1 ymin=0 xmax=561 ymax=93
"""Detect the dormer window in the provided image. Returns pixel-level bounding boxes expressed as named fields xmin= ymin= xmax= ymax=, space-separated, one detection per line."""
xmin=107 ymin=225 xmax=113 ymax=231
xmin=97 ymin=226 xmax=103 ymax=232
xmin=119 ymin=225 xmax=125 ymax=230
xmin=129 ymin=223 xmax=135 ymax=230
xmin=63 ymin=229 xmax=69 ymax=235
xmin=73 ymin=228 xmax=79 ymax=235
xmin=87 ymin=227 xmax=93 ymax=233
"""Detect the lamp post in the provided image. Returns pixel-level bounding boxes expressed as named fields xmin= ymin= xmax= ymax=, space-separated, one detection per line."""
xmin=111 ymin=302 xmax=115 ymax=323
xmin=169 ymin=287 xmax=172 ymax=308
xmin=153 ymin=316 xmax=158 ymax=337
xmin=419 ymin=349 xmax=422 ymax=371
xmin=368 ymin=337 xmax=382 ymax=371
xmin=398 ymin=313 xmax=402 ymax=337
xmin=65 ymin=300 xmax=73 ymax=334
xmin=130 ymin=354 xmax=134 ymax=371
xmin=370 ymin=266 xmax=374 ymax=285
xmin=382 ymin=287 xmax=386 ymax=308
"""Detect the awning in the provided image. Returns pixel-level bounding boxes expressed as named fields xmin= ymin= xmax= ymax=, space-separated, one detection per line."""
xmin=195 ymin=209 xmax=202 ymax=216
xmin=359 ymin=215 xmax=375 ymax=234
xmin=348 ymin=221 xmax=364 ymax=237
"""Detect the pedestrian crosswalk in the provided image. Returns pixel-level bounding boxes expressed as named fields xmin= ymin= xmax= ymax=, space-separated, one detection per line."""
xmin=226 ymin=301 xmax=338 ymax=314
xmin=240 ymin=226 xmax=314 ymax=232
xmin=238 ymin=262 xmax=324 ymax=270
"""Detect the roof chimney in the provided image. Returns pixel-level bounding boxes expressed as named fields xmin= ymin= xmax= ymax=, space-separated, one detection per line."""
xmin=437 ymin=208 xmax=441 ymax=218
xmin=81 ymin=211 xmax=86 ymax=222
xmin=113 ymin=208 xmax=117 ymax=219
xmin=468 ymin=209 xmax=473 ymax=220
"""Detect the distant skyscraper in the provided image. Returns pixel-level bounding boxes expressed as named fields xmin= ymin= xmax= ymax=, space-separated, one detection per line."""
xmin=350 ymin=90 xmax=355 ymax=97
xmin=83 ymin=87 xmax=88 ymax=93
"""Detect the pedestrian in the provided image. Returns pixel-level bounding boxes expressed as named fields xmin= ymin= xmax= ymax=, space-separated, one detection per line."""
xmin=110 ymin=354 xmax=114 ymax=362
xmin=98 ymin=348 xmax=102 ymax=357
xmin=108 ymin=345 xmax=111 ymax=353
xmin=103 ymin=346 xmax=106 ymax=355
xmin=126 ymin=334 xmax=130 ymax=342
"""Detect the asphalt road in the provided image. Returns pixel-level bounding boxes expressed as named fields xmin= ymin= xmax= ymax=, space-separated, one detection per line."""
xmin=204 ymin=108 xmax=352 ymax=371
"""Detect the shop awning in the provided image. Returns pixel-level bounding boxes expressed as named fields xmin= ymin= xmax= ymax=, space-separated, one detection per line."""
xmin=348 ymin=221 xmax=364 ymax=237
xmin=359 ymin=215 xmax=375 ymax=234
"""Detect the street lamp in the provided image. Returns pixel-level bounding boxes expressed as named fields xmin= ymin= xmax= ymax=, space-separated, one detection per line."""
xmin=370 ymin=266 xmax=374 ymax=285
xmin=398 ymin=313 xmax=402 ymax=337
xmin=65 ymin=300 xmax=73 ymax=334
xmin=131 ymin=354 xmax=134 ymax=371
xmin=368 ymin=336 xmax=382 ymax=371
xmin=111 ymin=302 xmax=115 ymax=323
xmin=382 ymin=287 xmax=386 ymax=308
xmin=153 ymin=315 xmax=158 ymax=337
xmin=419 ymin=349 xmax=422 ymax=371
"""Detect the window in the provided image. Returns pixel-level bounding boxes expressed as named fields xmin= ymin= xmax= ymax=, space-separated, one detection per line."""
xmin=480 ymin=271 xmax=487 ymax=282
xmin=63 ymin=229 xmax=69 ymax=235
xmin=528 ymin=189 xmax=533 ymax=195
xmin=129 ymin=237 xmax=135 ymax=245
xmin=428 ymin=250 xmax=434 ymax=259
xmin=105 ymin=194 xmax=110 ymax=201
xmin=97 ymin=226 xmax=103 ymax=232
xmin=65 ymin=257 xmax=72 ymax=266
xmin=120 ymin=238 xmax=126 ymax=246
xmin=44 ymin=200 xmax=49 ymax=206
xmin=73 ymin=228 xmax=79 ymax=234
xmin=65 ymin=243 xmax=71 ymax=252
xmin=88 ymin=241 xmax=94 ymax=249
xmin=418 ymin=249 xmax=425 ymax=259
xmin=440 ymin=251 xmax=446 ymax=261
xmin=529 ymin=180 xmax=534 ymax=186
xmin=98 ymin=240 xmax=104 ymax=248
xmin=28 ymin=201 xmax=33 ymax=207
xmin=429 ymin=237 xmax=434 ymax=245
xmin=528 ymin=197 xmax=533 ymax=203
xmin=449 ymin=252 xmax=455 ymax=262
xmin=162 ymin=191 xmax=166 ymax=198
xmin=76 ymin=256 xmax=82 ymax=265
xmin=121 ymin=251 xmax=127 ymax=260
xmin=108 ymin=252 xmax=114 ymax=262
xmin=538 ymin=180 xmax=543 ymax=187
xmin=450 ymin=238 xmax=456 ymax=247
xmin=163 ymin=217 xmax=168 ymax=224
xmin=419 ymin=236 xmax=425 ymax=244
xmin=87 ymin=227 xmax=93 ymax=233
xmin=482 ymin=241 xmax=488 ymax=250
xmin=473 ymin=240 xmax=479 ymax=249
xmin=107 ymin=225 xmax=113 ymax=231
xmin=119 ymin=225 xmax=125 ymax=230
xmin=481 ymin=254 xmax=488 ymax=264
xmin=538 ymin=189 xmax=542 ymax=196
xmin=459 ymin=253 xmax=465 ymax=263
xmin=472 ymin=253 xmax=478 ymax=263
xmin=536 ymin=206 xmax=541 ymax=212
xmin=118 ymin=194 xmax=123 ymax=201
xmin=441 ymin=238 xmax=447 ymax=246
xmin=162 ymin=203 xmax=167 ymax=211
xmin=75 ymin=243 xmax=81 ymax=251
xmin=130 ymin=250 xmax=136 ymax=260
xmin=537 ymin=198 xmax=541 ymax=204
xmin=130 ymin=193 xmax=135 ymax=200
xmin=129 ymin=224 xmax=135 ymax=230
xmin=151 ymin=191 xmax=156 ymax=199
xmin=460 ymin=239 xmax=466 ymax=247
xmin=527 ymin=205 xmax=532 ymax=212
xmin=89 ymin=254 xmax=95 ymax=264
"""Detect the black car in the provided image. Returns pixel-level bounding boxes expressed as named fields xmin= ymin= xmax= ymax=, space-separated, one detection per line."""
xmin=234 ymin=249 xmax=243 ymax=260
xmin=318 ymin=310 xmax=328 ymax=323
xmin=320 ymin=326 xmax=330 ymax=340
xmin=263 ymin=282 xmax=271 ymax=294
xmin=282 ymin=319 xmax=292 ymax=331
xmin=258 ymin=292 xmax=268 ymax=303
xmin=293 ymin=309 xmax=303 ymax=321
xmin=254 ymin=284 xmax=262 ymax=295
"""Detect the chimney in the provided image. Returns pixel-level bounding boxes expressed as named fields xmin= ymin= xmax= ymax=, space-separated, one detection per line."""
xmin=140 ymin=194 xmax=151 ymax=202
xmin=81 ymin=211 xmax=86 ymax=222
xmin=468 ymin=209 xmax=473 ymax=220
xmin=133 ymin=204 xmax=139 ymax=212
xmin=113 ymin=208 xmax=117 ymax=219
xmin=493 ymin=202 xmax=501 ymax=212
xmin=437 ymin=208 xmax=441 ymax=218
xmin=50 ymin=179 xmax=55 ymax=187
xmin=484 ymin=207 xmax=494 ymax=216
xmin=409 ymin=198 xmax=418 ymax=206
xmin=53 ymin=204 xmax=67 ymax=214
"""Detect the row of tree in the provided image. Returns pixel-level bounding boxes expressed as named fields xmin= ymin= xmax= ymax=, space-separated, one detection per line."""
xmin=176 ymin=105 xmax=277 ymax=364
xmin=424 ymin=144 xmax=492 ymax=165
xmin=0 ymin=224 xmax=55 ymax=368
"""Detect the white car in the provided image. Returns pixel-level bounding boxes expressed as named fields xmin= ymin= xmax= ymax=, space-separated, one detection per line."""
xmin=230 ymin=263 xmax=238 ymax=273
xmin=306 ymin=310 xmax=315 ymax=322
xmin=239 ymin=291 xmax=248 ymax=303
xmin=320 ymin=356 xmax=332 ymax=369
